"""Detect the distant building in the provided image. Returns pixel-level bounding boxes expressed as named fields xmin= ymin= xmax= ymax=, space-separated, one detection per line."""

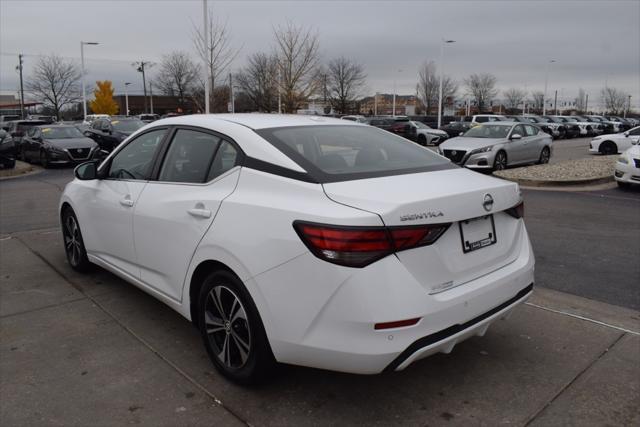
xmin=113 ymin=94 xmax=198 ymax=116
xmin=0 ymin=94 xmax=40 ymax=117
xmin=359 ymin=94 xmax=417 ymax=116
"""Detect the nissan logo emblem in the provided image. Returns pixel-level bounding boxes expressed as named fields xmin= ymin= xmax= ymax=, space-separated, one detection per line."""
xmin=451 ymin=150 xmax=457 ymax=156
xmin=483 ymin=194 xmax=494 ymax=212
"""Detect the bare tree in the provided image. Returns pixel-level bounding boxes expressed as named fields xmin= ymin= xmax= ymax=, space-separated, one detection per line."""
xmin=417 ymin=61 xmax=457 ymax=115
xmin=531 ymin=91 xmax=545 ymax=110
xmin=156 ymin=51 xmax=200 ymax=103
xmin=26 ymin=54 xmax=81 ymax=120
xmin=235 ymin=52 xmax=279 ymax=112
xmin=575 ymin=88 xmax=587 ymax=113
xmin=273 ymin=21 xmax=321 ymax=113
xmin=326 ymin=57 xmax=366 ymax=114
xmin=601 ymin=87 xmax=628 ymax=114
xmin=464 ymin=73 xmax=498 ymax=112
xmin=503 ymin=88 xmax=527 ymax=111
xmin=192 ymin=9 xmax=241 ymax=108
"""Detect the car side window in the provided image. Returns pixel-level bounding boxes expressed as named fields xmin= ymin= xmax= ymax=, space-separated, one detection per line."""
xmin=108 ymin=129 xmax=166 ymax=180
xmin=512 ymin=125 xmax=526 ymax=137
xmin=476 ymin=117 xmax=488 ymax=123
xmin=629 ymin=128 xmax=640 ymax=136
xmin=524 ymin=125 xmax=538 ymax=136
xmin=158 ymin=129 xmax=222 ymax=183
xmin=206 ymin=140 xmax=239 ymax=182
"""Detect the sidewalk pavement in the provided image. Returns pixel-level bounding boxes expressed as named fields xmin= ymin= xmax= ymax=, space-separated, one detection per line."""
xmin=1 ymin=229 xmax=639 ymax=426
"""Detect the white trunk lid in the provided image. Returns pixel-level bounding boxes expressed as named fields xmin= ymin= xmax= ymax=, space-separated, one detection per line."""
xmin=323 ymin=168 xmax=524 ymax=293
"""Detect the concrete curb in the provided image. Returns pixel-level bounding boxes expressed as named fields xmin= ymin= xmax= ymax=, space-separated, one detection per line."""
xmin=0 ymin=161 xmax=43 ymax=181
xmin=495 ymin=174 xmax=614 ymax=188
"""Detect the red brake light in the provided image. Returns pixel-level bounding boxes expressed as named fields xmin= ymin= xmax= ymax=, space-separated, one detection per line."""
xmin=293 ymin=221 xmax=450 ymax=268
xmin=506 ymin=200 xmax=524 ymax=219
xmin=375 ymin=317 xmax=421 ymax=330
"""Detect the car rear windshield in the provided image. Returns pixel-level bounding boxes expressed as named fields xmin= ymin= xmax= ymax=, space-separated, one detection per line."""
xmin=112 ymin=119 xmax=144 ymax=132
xmin=255 ymin=125 xmax=453 ymax=183
xmin=463 ymin=124 xmax=511 ymax=139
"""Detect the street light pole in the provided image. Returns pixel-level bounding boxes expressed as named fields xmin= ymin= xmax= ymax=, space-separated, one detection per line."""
xmin=80 ymin=41 xmax=99 ymax=121
xmin=203 ymin=0 xmax=210 ymax=114
xmin=393 ymin=69 xmax=402 ymax=117
xmin=542 ymin=59 xmax=555 ymax=116
xmin=124 ymin=82 xmax=131 ymax=116
xmin=438 ymin=39 xmax=456 ymax=129
xmin=625 ymin=95 xmax=631 ymax=118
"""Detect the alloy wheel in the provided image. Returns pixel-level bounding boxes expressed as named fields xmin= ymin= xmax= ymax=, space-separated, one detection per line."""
xmin=63 ymin=215 xmax=82 ymax=267
xmin=494 ymin=152 xmax=507 ymax=170
xmin=540 ymin=147 xmax=550 ymax=164
xmin=204 ymin=285 xmax=251 ymax=369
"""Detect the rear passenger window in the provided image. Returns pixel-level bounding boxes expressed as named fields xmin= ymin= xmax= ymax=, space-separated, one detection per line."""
xmin=159 ymin=130 xmax=221 ymax=183
xmin=524 ymin=125 xmax=538 ymax=136
xmin=206 ymin=141 xmax=239 ymax=181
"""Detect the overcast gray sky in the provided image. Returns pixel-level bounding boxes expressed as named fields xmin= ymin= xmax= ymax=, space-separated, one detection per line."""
xmin=1 ymin=0 xmax=639 ymax=109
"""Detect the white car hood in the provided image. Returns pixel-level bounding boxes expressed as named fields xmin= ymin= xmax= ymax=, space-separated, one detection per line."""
xmin=323 ymin=167 xmax=520 ymax=226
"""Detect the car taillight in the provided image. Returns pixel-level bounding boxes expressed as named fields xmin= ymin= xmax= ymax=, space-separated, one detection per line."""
xmin=293 ymin=221 xmax=450 ymax=268
xmin=505 ymin=200 xmax=524 ymax=219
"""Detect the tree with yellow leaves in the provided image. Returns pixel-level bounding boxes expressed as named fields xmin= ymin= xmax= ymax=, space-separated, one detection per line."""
xmin=89 ymin=80 xmax=119 ymax=115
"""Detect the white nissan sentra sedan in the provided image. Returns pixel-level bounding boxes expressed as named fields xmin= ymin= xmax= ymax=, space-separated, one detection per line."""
xmin=60 ymin=114 xmax=534 ymax=384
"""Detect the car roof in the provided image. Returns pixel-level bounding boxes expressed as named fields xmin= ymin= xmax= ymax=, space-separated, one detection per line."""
xmin=154 ymin=113 xmax=359 ymax=130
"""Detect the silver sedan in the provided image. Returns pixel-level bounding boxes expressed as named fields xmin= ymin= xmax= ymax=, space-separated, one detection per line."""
xmin=438 ymin=122 xmax=553 ymax=171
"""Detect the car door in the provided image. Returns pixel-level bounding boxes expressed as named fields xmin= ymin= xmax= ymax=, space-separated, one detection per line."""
xmin=506 ymin=124 xmax=528 ymax=164
xmin=78 ymin=128 xmax=167 ymax=278
xmin=133 ymin=128 xmax=241 ymax=301
xmin=523 ymin=124 xmax=544 ymax=161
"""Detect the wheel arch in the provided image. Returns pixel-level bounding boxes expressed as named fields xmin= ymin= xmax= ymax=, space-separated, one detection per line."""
xmin=188 ymin=259 xmax=237 ymax=329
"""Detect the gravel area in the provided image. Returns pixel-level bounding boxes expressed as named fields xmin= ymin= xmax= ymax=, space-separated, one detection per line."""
xmin=494 ymin=155 xmax=618 ymax=182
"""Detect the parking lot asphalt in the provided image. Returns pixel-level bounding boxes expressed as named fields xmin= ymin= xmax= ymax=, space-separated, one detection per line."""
xmin=1 ymin=164 xmax=639 ymax=426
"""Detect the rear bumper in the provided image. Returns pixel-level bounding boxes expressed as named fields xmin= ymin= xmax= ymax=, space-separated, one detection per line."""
xmin=253 ymin=220 xmax=535 ymax=374
xmin=385 ymin=283 xmax=532 ymax=371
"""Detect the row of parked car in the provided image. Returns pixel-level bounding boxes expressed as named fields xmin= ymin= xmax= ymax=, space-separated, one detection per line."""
xmin=0 ymin=115 xmax=147 ymax=169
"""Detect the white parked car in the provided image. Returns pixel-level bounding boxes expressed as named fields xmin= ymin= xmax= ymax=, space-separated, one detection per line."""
xmin=470 ymin=114 xmax=508 ymax=125
xmin=60 ymin=114 xmax=534 ymax=383
xmin=589 ymin=126 xmax=640 ymax=155
xmin=340 ymin=115 xmax=367 ymax=123
xmin=409 ymin=121 xmax=450 ymax=145
xmin=614 ymin=145 xmax=640 ymax=187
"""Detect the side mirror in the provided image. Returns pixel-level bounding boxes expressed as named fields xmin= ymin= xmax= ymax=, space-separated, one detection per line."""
xmin=74 ymin=161 xmax=98 ymax=180
xmin=624 ymin=131 xmax=629 ymax=137
xmin=510 ymin=133 xmax=523 ymax=140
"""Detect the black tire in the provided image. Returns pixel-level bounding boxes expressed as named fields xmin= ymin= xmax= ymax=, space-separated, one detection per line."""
xmin=600 ymin=141 xmax=617 ymax=155
xmin=417 ymin=134 xmax=427 ymax=146
xmin=20 ymin=146 xmax=27 ymax=162
xmin=617 ymin=181 xmax=631 ymax=189
xmin=40 ymin=150 xmax=49 ymax=168
xmin=61 ymin=207 xmax=92 ymax=272
xmin=493 ymin=151 xmax=507 ymax=171
xmin=538 ymin=146 xmax=551 ymax=164
xmin=198 ymin=270 xmax=276 ymax=385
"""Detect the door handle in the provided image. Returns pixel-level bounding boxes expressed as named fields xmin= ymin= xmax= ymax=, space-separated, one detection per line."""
xmin=120 ymin=196 xmax=134 ymax=207
xmin=188 ymin=208 xmax=212 ymax=219
xmin=188 ymin=202 xmax=212 ymax=219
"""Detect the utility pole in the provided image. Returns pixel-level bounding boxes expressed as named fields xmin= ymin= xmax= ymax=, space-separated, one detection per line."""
xmin=625 ymin=95 xmax=631 ymax=118
xmin=554 ymin=90 xmax=558 ymax=115
xmin=17 ymin=54 xmax=25 ymax=119
xmin=80 ymin=41 xmax=100 ymax=120
xmin=438 ymin=39 xmax=455 ymax=128
xmin=134 ymin=61 xmax=153 ymax=114
xmin=149 ymin=81 xmax=154 ymax=114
